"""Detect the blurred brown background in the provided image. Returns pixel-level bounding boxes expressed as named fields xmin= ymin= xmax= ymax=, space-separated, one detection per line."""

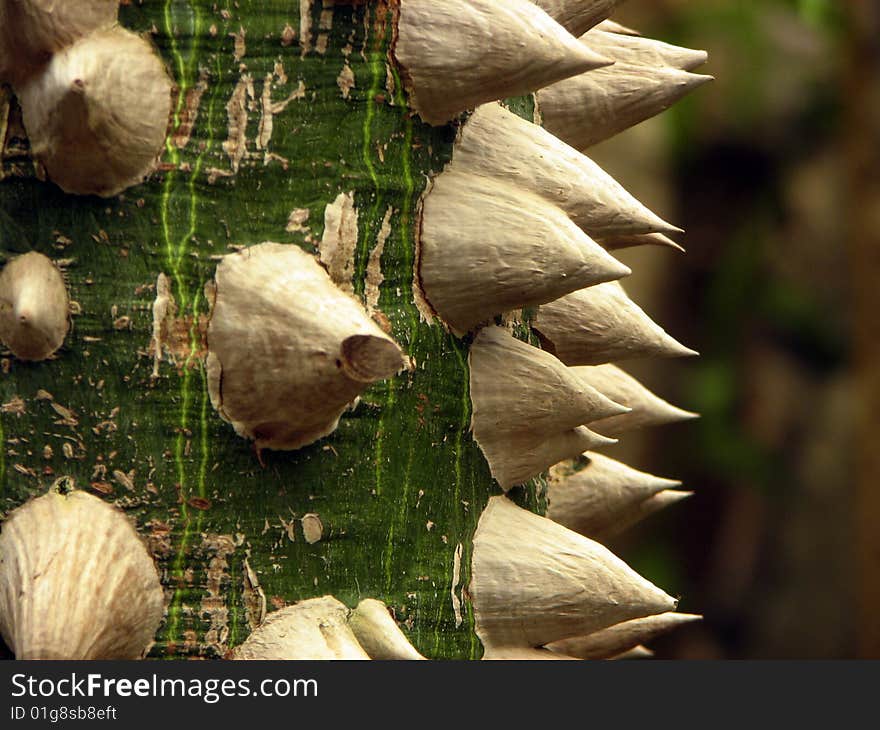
xmin=591 ymin=0 xmax=879 ymax=658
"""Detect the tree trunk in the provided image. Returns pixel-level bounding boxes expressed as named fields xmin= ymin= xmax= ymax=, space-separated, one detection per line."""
xmin=0 ymin=0 xmax=493 ymax=659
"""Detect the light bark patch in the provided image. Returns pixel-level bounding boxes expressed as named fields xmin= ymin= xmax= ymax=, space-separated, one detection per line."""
xmin=111 ymin=469 xmax=135 ymax=492
xmin=280 ymin=24 xmax=296 ymax=47
xmin=257 ymin=76 xmax=307 ymax=160
xmin=299 ymin=0 xmax=313 ymax=57
xmin=286 ymin=208 xmax=311 ymax=234
xmin=222 ymin=74 xmax=252 ymax=173
xmin=206 ymin=167 xmax=234 ymax=184
xmin=301 ymin=513 xmax=323 ymax=544
xmin=230 ymin=26 xmax=246 ymax=60
xmin=365 ymin=206 xmax=392 ymax=312
xmin=150 ymin=273 xmax=174 ymax=378
xmin=200 ymin=534 xmax=237 ymax=655
xmin=243 ymin=553 xmax=267 ymax=630
xmin=1 ymin=396 xmax=25 ymax=415
xmin=319 ymin=4 xmax=334 ymax=30
xmin=146 ymin=520 xmax=172 ymax=560
xmin=451 ymin=542 xmax=463 ymax=628
xmin=319 ymin=192 xmax=359 ymax=293
xmin=336 ymin=63 xmax=355 ymax=99
xmin=412 ymin=193 xmax=435 ymax=324
xmin=273 ymin=60 xmax=288 ymax=85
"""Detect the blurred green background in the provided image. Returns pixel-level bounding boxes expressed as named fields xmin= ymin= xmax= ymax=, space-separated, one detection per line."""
xmin=592 ymin=0 xmax=878 ymax=658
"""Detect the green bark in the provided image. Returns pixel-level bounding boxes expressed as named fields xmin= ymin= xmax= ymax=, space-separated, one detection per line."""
xmin=0 ymin=0 xmax=530 ymax=659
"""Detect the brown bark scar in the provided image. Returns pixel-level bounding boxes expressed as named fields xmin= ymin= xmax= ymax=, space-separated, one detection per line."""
xmin=146 ymin=519 xmax=173 ymax=560
xmin=173 ymin=69 xmax=209 ymax=149
xmin=150 ymin=273 xmax=208 ymax=377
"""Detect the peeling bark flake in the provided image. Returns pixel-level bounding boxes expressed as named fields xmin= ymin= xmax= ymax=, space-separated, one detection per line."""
xmin=230 ymin=26 xmax=246 ymax=61
xmin=206 ymin=168 xmax=233 ymax=184
xmin=279 ymin=516 xmax=296 ymax=543
xmin=183 ymin=631 xmax=199 ymax=652
xmin=366 ymin=206 xmax=392 ymax=312
xmin=256 ymin=76 xmax=276 ymax=151
xmin=412 ymin=193 xmax=435 ymax=324
xmin=300 ymin=0 xmax=313 ymax=57
xmin=337 ymin=63 xmax=355 ymax=99
xmin=451 ymin=542 xmax=464 ymax=628
xmin=319 ymin=4 xmax=334 ymax=30
xmin=286 ymin=208 xmax=311 ymax=234
xmin=111 ymin=469 xmax=135 ymax=492
xmin=274 ymin=61 xmax=288 ymax=85
xmin=301 ymin=513 xmax=323 ymax=544
xmin=385 ymin=63 xmax=396 ymax=100
xmin=257 ymin=76 xmax=307 ymax=156
xmin=222 ymin=75 xmax=251 ymax=173
xmin=243 ymin=554 xmax=267 ymax=630
xmin=281 ymin=24 xmax=296 ymax=47
xmin=200 ymin=534 xmax=236 ymax=655
xmin=150 ymin=273 xmax=175 ymax=378
xmin=1 ymin=396 xmax=25 ymax=415
xmin=319 ymin=192 xmax=359 ymax=292
xmin=49 ymin=401 xmax=77 ymax=426
xmin=150 ymin=273 xmax=208 ymax=374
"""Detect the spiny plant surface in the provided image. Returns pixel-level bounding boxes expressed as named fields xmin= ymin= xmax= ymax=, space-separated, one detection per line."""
xmin=0 ymin=0 xmax=705 ymax=660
